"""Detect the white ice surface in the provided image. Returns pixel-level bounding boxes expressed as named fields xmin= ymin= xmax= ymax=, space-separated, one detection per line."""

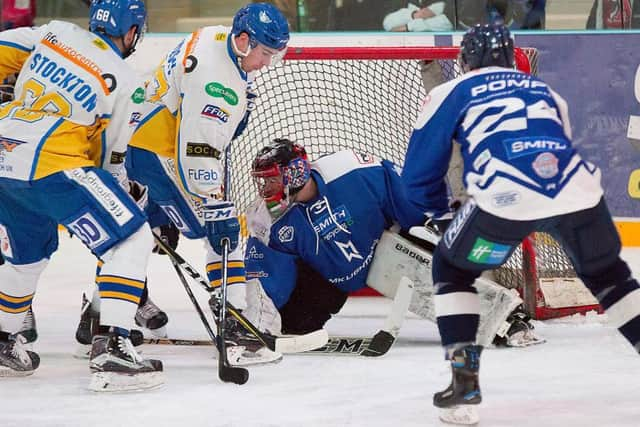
xmin=4 ymin=235 xmax=640 ymax=427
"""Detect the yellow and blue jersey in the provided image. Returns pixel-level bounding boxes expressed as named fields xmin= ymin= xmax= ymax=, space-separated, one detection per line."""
xmin=0 ymin=20 xmax=144 ymax=183
xmin=129 ymin=26 xmax=251 ymax=200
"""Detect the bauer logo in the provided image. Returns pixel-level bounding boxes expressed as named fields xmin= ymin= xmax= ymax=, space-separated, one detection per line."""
xmin=205 ymin=82 xmax=238 ymax=106
xmin=200 ymin=104 xmax=230 ymax=123
xmin=186 ymin=142 xmax=221 ymax=159
xmin=394 ymin=242 xmax=430 ymax=265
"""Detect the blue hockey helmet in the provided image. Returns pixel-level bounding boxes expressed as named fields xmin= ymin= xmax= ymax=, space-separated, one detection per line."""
xmin=460 ymin=23 xmax=514 ymax=71
xmin=232 ymin=3 xmax=290 ymax=51
xmin=89 ymin=0 xmax=147 ymax=55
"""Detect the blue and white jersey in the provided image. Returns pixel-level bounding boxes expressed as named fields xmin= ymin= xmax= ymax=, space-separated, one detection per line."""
xmin=244 ymin=150 xmax=425 ymax=306
xmin=402 ymin=66 xmax=603 ymax=221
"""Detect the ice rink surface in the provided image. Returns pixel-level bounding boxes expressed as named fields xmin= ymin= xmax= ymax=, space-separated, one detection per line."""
xmin=4 ymin=235 xmax=640 ymax=427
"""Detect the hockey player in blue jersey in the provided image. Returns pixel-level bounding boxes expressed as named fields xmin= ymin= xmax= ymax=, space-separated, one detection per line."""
xmin=241 ymin=139 xmax=539 ymax=363
xmin=0 ymin=0 xmax=164 ymax=391
xmin=402 ymin=23 xmax=640 ymax=424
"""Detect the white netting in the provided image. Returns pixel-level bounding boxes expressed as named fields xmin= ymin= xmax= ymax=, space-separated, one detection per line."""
xmin=229 ymin=46 xmax=578 ymax=315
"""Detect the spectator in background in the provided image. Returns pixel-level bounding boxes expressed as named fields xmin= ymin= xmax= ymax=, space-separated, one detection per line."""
xmin=1 ymin=0 xmax=36 ymax=30
xmin=257 ymin=0 xmax=297 ymax=28
xmin=383 ymin=1 xmax=453 ymax=32
xmin=586 ymin=0 xmax=640 ymax=29
xmin=443 ymin=0 xmax=544 ymax=30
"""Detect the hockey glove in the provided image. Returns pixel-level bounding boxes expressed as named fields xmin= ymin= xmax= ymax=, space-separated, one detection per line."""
xmin=152 ymin=223 xmax=180 ymax=255
xmin=203 ymin=202 xmax=240 ymax=255
xmin=128 ymin=180 xmax=149 ymax=210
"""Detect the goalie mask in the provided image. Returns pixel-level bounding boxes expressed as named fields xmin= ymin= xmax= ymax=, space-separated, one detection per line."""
xmin=251 ymin=138 xmax=311 ymax=219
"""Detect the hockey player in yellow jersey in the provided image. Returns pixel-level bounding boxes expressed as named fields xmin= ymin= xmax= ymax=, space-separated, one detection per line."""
xmin=123 ymin=3 xmax=290 ymax=366
xmin=0 ymin=0 xmax=165 ymax=391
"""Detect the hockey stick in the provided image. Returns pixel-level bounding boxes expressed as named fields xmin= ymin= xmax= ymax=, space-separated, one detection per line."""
xmin=141 ymin=334 xmax=388 ymax=355
xmin=363 ymin=276 xmax=414 ymax=357
xmin=145 ymin=276 xmax=413 ymax=357
xmin=152 ymin=232 xmax=328 ymax=353
xmin=307 ymin=276 xmax=414 ymax=357
xmin=217 ymin=238 xmax=249 ymax=384
xmin=213 ymin=148 xmax=249 ymax=383
xmin=166 ymin=249 xmax=248 ymax=384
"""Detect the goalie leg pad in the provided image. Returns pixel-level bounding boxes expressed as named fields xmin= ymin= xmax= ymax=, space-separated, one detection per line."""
xmin=243 ymin=278 xmax=282 ymax=335
xmin=474 ymin=277 xmax=523 ymax=347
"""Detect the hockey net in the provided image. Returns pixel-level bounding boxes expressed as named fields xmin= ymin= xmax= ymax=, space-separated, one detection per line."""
xmin=231 ymin=45 xmax=600 ymax=320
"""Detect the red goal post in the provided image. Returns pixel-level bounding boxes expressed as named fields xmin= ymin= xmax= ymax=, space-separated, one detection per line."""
xmin=232 ymin=44 xmax=596 ymax=320
xmin=281 ymin=46 xmax=532 ymax=74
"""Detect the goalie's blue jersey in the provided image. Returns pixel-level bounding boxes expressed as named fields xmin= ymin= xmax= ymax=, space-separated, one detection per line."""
xmin=402 ymin=66 xmax=603 ymax=221
xmin=244 ymin=150 xmax=424 ymax=307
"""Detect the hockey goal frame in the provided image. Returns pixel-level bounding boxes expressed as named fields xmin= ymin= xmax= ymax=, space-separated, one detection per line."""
xmin=232 ymin=44 xmax=597 ymax=320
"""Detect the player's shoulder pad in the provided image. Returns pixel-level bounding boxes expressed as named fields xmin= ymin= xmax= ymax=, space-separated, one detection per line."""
xmin=312 ymin=149 xmax=381 ymax=184
xmin=192 ymin=25 xmax=231 ymax=53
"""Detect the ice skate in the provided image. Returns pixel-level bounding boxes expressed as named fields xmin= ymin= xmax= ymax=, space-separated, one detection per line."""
xmin=434 ymin=345 xmax=483 ymax=425
xmin=135 ymin=297 xmax=168 ymax=338
xmin=74 ymin=293 xmax=101 ymax=358
xmin=75 ymin=293 xmax=146 ymax=358
xmin=0 ymin=332 xmax=40 ymax=377
xmin=209 ymin=295 xmax=282 ymax=367
xmin=494 ymin=308 xmax=546 ymax=348
xmin=89 ymin=332 xmax=164 ymax=392
xmin=17 ymin=306 xmax=37 ymax=348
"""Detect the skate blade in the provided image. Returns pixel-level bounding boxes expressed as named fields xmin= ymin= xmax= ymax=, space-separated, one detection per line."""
xmin=226 ymin=346 xmax=283 ymax=367
xmin=0 ymin=366 xmax=36 ymax=377
xmin=73 ymin=344 xmax=92 ymax=360
xmin=438 ymin=405 xmax=479 ymax=425
xmin=89 ymin=371 xmax=164 ymax=392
